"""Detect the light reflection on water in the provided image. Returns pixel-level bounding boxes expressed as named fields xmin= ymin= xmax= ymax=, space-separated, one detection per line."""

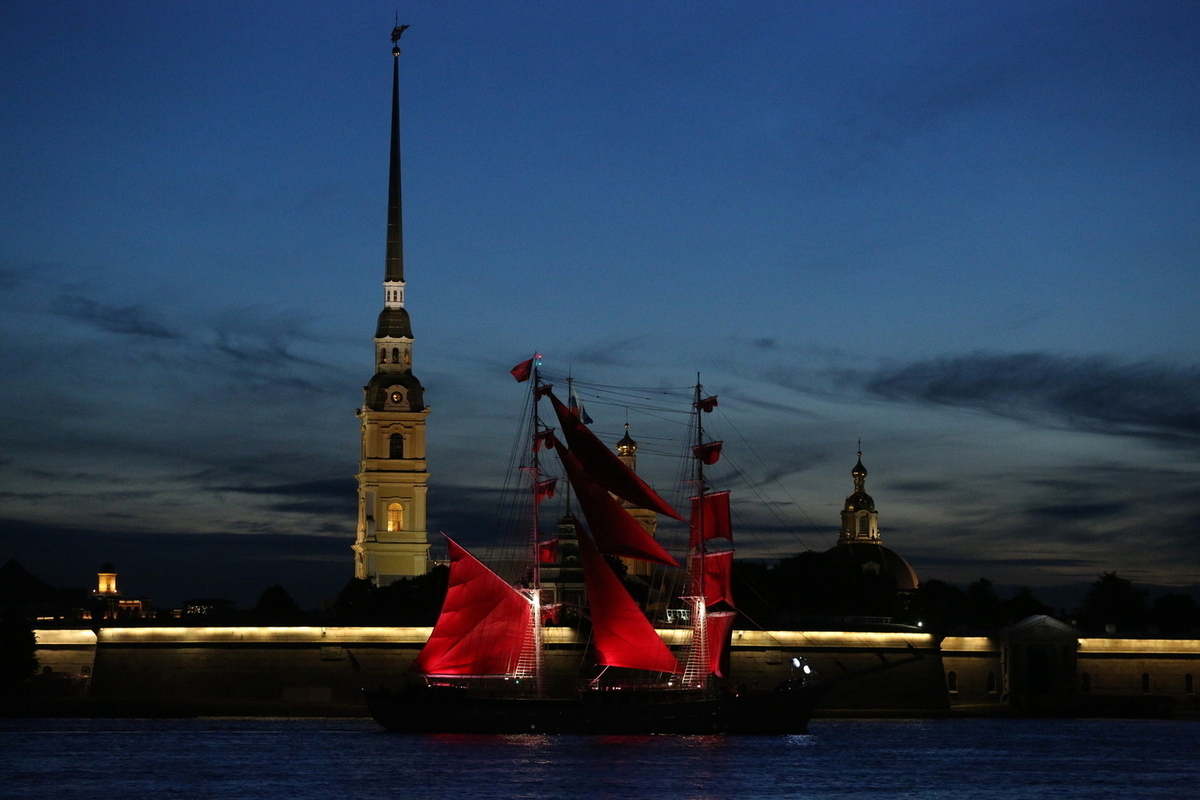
xmin=2 ymin=718 xmax=1197 ymax=800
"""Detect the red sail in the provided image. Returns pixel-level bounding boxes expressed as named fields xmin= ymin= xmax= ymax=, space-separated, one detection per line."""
xmin=699 ymin=550 xmax=736 ymax=608
xmin=576 ymin=524 xmax=681 ymax=674
xmin=547 ymin=391 xmax=684 ymax=521
xmin=689 ymin=490 xmax=732 ymax=548
xmin=557 ymin=443 xmax=679 ymax=567
xmin=408 ymin=536 xmax=532 ymax=676
xmin=692 ymin=440 xmax=723 ymax=465
xmin=706 ymin=610 xmax=737 ymax=678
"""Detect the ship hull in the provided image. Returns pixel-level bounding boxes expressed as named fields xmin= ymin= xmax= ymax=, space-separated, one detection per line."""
xmin=365 ymin=679 xmax=825 ymax=735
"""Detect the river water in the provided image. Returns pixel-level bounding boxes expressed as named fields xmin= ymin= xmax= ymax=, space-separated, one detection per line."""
xmin=3 ymin=717 xmax=1197 ymax=799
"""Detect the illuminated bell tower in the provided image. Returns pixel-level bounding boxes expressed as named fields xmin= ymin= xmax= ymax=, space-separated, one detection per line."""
xmin=353 ymin=25 xmax=431 ymax=585
xmin=839 ymin=451 xmax=881 ymax=544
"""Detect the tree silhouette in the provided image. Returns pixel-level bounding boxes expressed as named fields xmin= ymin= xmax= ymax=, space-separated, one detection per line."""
xmin=1151 ymin=593 xmax=1200 ymax=634
xmin=334 ymin=567 xmax=449 ymax=625
xmin=253 ymin=584 xmax=301 ymax=624
xmin=0 ymin=609 xmax=38 ymax=694
xmin=1076 ymin=572 xmax=1148 ymax=632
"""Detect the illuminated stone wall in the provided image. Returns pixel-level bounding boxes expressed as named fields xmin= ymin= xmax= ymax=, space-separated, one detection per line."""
xmin=32 ymin=624 xmax=1200 ymax=716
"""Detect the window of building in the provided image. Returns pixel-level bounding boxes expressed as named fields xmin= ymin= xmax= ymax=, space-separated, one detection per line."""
xmin=380 ymin=348 xmax=386 ymax=363
xmin=392 ymin=347 xmax=400 ymax=364
xmin=857 ymin=514 xmax=868 ymax=536
xmin=386 ymin=502 xmax=403 ymax=532
xmin=986 ymin=671 xmax=997 ymax=694
xmin=1141 ymin=673 xmax=1151 ymax=694
xmin=389 ymin=433 xmax=404 ymax=459
xmin=1080 ymin=672 xmax=1091 ymax=693
xmin=1185 ymin=674 xmax=1193 ymax=695
xmin=947 ymin=671 xmax=958 ymax=693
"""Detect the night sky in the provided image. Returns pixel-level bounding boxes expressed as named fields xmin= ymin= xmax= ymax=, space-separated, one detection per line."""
xmin=2 ymin=1 xmax=1198 ymax=608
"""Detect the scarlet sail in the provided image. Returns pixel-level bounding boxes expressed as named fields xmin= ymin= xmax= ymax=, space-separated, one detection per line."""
xmin=689 ymin=490 xmax=732 ymax=547
xmin=557 ymin=443 xmax=679 ymax=567
xmin=699 ymin=549 xmax=735 ymax=608
xmin=706 ymin=610 xmax=737 ymax=678
xmin=408 ymin=536 xmax=532 ymax=676
xmin=548 ymin=391 xmax=685 ymax=522
xmin=575 ymin=523 xmax=681 ymax=674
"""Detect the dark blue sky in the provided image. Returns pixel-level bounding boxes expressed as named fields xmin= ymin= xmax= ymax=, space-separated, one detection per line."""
xmin=2 ymin=1 xmax=1198 ymax=607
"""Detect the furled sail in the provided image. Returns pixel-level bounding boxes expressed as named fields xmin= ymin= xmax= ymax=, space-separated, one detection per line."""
xmin=409 ymin=536 xmax=533 ymax=677
xmin=547 ymin=390 xmax=685 ymax=521
xmin=556 ymin=442 xmax=679 ymax=567
xmin=575 ymin=523 xmax=682 ymax=674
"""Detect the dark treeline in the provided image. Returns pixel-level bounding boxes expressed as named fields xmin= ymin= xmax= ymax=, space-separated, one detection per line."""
xmin=733 ymin=555 xmax=1200 ymax=635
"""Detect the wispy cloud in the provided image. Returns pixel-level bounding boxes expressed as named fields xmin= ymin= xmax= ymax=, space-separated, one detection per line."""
xmin=56 ymin=296 xmax=181 ymax=339
xmin=862 ymin=353 xmax=1200 ymax=442
xmin=211 ymin=479 xmax=356 ymax=515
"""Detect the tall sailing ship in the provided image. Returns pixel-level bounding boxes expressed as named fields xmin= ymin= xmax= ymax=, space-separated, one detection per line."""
xmin=365 ymin=356 xmax=825 ymax=734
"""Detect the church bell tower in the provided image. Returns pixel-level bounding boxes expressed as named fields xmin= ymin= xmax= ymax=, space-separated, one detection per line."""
xmin=353 ymin=25 xmax=431 ymax=585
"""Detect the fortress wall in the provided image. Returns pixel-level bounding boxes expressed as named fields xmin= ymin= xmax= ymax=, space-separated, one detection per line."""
xmin=940 ymin=636 xmax=1004 ymax=708
xmin=77 ymin=626 xmax=945 ymax=713
xmin=46 ymin=625 xmax=1200 ymax=716
xmin=728 ymin=630 xmax=946 ymax=711
xmin=1077 ymin=638 xmax=1200 ymax=701
xmin=89 ymin=627 xmax=429 ymax=709
xmin=34 ymin=629 xmax=98 ymax=678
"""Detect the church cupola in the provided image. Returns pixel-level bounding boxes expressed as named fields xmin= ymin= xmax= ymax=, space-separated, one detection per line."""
xmin=839 ymin=450 xmax=881 ymax=544
xmin=616 ymin=424 xmax=638 ymax=470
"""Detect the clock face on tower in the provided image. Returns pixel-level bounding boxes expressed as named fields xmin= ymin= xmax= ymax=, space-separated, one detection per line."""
xmin=390 ymin=391 xmax=404 ymax=404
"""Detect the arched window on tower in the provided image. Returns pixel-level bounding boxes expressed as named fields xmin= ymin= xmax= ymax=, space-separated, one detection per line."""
xmin=392 ymin=347 xmax=400 ymax=364
xmin=380 ymin=348 xmax=387 ymax=363
xmin=389 ymin=433 xmax=404 ymax=459
xmin=947 ymin=671 xmax=958 ymax=693
xmin=857 ymin=514 xmax=868 ymax=537
xmin=986 ymin=671 xmax=997 ymax=694
xmin=386 ymin=503 xmax=404 ymax=532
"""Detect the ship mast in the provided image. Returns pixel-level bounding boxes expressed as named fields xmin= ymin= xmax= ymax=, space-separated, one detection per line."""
xmin=524 ymin=356 xmax=546 ymax=696
xmin=682 ymin=375 xmax=711 ymax=689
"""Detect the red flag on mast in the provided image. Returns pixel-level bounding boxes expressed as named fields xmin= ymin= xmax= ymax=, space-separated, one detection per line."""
xmin=510 ymin=357 xmax=535 ymax=382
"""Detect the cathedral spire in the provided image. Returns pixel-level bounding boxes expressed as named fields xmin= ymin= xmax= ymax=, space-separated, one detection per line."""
xmin=385 ymin=25 xmax=408 ymax=284
xmin=353 ymin=26 xmax=430 ymax=585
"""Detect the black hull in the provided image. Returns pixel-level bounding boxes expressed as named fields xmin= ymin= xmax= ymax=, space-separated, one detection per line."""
xmin=365 ymin=680 xmax=826 ymax=735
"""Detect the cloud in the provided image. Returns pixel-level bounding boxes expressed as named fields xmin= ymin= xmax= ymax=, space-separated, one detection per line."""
xmin=56 ymin=296 xmax=181 ymax=339
xmin=1025 ymin=502 xmax=1129 ymax=521
xmin=862 ymin=353 xmax=1200 ymax=443
xmin=211 ymin=479 xmax=357 ymax=515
